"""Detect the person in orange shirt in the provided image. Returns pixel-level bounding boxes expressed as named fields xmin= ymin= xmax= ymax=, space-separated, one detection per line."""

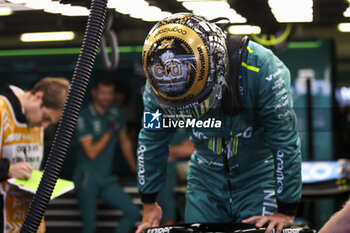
xmin=0 ymin=77 xmax=70 ymax=233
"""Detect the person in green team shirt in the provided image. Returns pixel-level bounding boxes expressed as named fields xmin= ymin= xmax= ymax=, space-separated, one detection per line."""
xmin=73 ymin=77 xmax=139 ymax=233
xmin=157 ymin=128 xmax=194 ymax=226
xmin=136 ymin=13 xmax=302 ymax=233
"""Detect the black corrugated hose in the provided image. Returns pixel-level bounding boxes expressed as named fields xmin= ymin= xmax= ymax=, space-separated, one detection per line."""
xmin=20 ymin=0 xmax=108 ymax=232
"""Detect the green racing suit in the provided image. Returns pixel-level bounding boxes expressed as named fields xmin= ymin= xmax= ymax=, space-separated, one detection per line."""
xmin=137 ymin=40 xmax=302 ymax=223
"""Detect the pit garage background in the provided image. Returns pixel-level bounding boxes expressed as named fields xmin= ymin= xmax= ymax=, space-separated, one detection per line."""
xmin=1 ymin=0 xmax=350 ymax=232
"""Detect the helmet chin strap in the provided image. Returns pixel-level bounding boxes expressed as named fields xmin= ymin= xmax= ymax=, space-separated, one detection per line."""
xmin=222 ymin=34 xmax=249 ymax=116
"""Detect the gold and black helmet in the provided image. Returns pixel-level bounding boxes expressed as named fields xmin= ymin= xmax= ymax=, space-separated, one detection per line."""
xmin=143 ymin=13 xmax=228 ymax=119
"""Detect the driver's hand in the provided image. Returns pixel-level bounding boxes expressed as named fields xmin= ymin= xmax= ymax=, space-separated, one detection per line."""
xmin=242 ymin=213 xmax=294 ymax=233
xmin=135 ymin=202 xmax=162 ymax=233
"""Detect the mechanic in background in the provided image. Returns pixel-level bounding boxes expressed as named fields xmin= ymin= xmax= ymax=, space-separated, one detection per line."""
xmin=74 ymin=77 xmax=139 ymax=233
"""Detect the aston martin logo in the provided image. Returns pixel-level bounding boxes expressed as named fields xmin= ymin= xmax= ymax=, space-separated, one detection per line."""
xmin=158 ymin=38 xmax=175 ymax=50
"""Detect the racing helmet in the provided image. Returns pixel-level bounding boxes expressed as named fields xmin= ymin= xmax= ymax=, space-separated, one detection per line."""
xmin=142 ymin=13 xmax=228 ymax=119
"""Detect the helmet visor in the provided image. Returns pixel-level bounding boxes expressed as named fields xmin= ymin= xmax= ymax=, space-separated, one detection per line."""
xmin=161 ymin=75 xmax=226 ymax=120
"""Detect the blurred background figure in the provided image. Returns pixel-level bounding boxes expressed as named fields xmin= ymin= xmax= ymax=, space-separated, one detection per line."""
xmin=113 ymin=79 xmax=141 ymax=177
xmin=157 ymin=128 xmax=194 ymax=226
xmin=0 ymin=77 xmax=70 ymax=233
xmin=73 ymin=77 xmax=139 ymax=233
xmin=319 ymin=199 xmax=350 ymax=233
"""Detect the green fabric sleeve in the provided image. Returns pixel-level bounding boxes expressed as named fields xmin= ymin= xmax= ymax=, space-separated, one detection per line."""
xmin=255 ymin=51 xmax=302 ymax=211
xmin=109 ymin=106 xmax=127 ymax=130
xmin=76 ymin=111 xmax=92 ymax=140
xmin=137 ymin=84 xmax=176 ymax=201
